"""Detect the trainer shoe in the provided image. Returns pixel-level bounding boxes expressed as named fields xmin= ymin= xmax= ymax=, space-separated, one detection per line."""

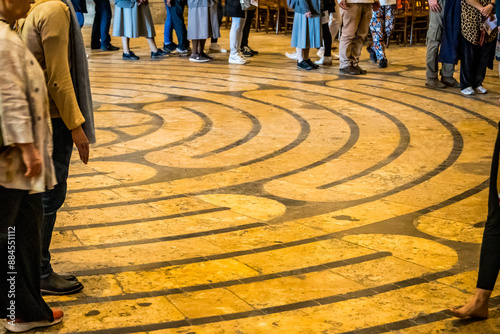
xmin=228 ymin=53 xmax=246 ymax=64
xmin=425 ymin=79 xmax=446 ymax=89
xmin=5 ymin=309 xmax=64 ymax=333
xmin=379 ymin=58 xmax=388 ymax=68
xmin=315 ymin=56 xmax=332 ymax=66
xmin=353 ymin=65 xmax=367 ymax=74
xmin=101 ymin=44 xmax=119 ymax=51
xmin=317 ymin=47 xmax=325 ymax=58
xmin=122 ymin=51 xmax=140 ymax=60
xmin=285 ymin=52 xmax=297 ymax=60
xmin=297 ymin=60 xmax=313 ymax=70
xmin=339 ymin=65 xmax=361 ymax=75
xmin=441 ymin=77 xmax=460 ymax=88
xmin=201 ymin=52 xmax=214 ymax=61
xmin=475 ymin=86 xmax=487 ymax=94
xmin=242 ymin=46 xmax=257 ymax=57
xmin=306 ymin=59 xmax=319 ymax=69
xmin=367 ymin=45 xmax=377 ymax=63
xmin=461 ymin=87 xmax=475 ymax=95
xmin=151 ymin=49 xmax=169 ymax=59
xmin=209 ymin=43 xmax=227 ymax=53
xmin=189 ymin=54 xmax=210 ymax=62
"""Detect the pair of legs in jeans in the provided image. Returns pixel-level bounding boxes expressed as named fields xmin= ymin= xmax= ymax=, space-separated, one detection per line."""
xmin=163 ymin=0 xmax=189 ymax=51
xmin=91 ymin=0 xmax=112 ymax=48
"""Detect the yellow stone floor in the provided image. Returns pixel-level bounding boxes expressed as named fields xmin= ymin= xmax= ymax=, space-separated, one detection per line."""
xmin=5 ymin=25 xmax=500 ymax=333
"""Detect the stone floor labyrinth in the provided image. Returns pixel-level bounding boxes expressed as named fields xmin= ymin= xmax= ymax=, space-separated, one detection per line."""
xmin=9 ymin=27 xmax=500 ymax=333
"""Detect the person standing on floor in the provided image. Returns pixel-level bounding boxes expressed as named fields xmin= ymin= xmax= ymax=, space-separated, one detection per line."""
xmin=0 ymin=0 xmax=65 ymax=331
xmin=289 ymin=0 xmax=322 ymax=70
xmin=17 ymin=0 xmax=95 ymax=296
xmin=366 ymin=0 xmax=396 ymax=68
xmin=240 ymin=7 xmax=259 ymax=57
xmin=164 ymin=0 xmax=190 ymax=54
xmin=451 ymin=126 xmax=500 ymax=319
xmin=316 ymin=0 xmax=336 ymax=65
xmin=226 ymin=0 xmax=247 ymax=64
xmin=425 ymin=0 xmax=460 ymax=88
xmin=91 ymin=0 xmax=119 ymax=50
xmin=114 ymin=0 xmax=169 ymax=60
xmin=187 ymin=0 xmax=220 ymax=62
xmin=338 ymin=0 xmax=380 ymax=74
xmin=70 ymin=0 xmax=87 ymax=28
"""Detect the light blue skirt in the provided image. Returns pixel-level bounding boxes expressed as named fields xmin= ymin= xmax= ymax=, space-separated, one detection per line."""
xmin=113 ymin=3 xmax=156 ymax=38
xmin=290 ymin=13 xmax=321 ymax=49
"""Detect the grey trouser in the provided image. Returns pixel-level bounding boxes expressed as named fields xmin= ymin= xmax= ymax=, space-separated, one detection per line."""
xmin=426 ymin=0 xmax=454 ymax=79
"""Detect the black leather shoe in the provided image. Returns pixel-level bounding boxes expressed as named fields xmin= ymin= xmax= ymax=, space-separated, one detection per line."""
xmin=367 ymin=45 xmax=377 ymax=63
xmin=297 ymin=60 xmax=313 ymax=70
xmin=102 ymin=44 xmax=119 ymax=51
xmin=123 ymin=51 xmax=140 ymax=60
xmin=339 ymin=65 xmax=361 ymax=75
xmin=379 ymin=58 xmax=388 ymax=68
xmin=41 ymin=272 xmax=84 ymax=295
xmin=353 ymin=65 xmax=367 ymax=74
xmin=305 ymin=59 xmax=319 ymax=69
xmin=91 ymin=44 xmax=101 ymax=50
xmin=151 ymin=49 xmax=169 ymax=59
xmin=59 ymin=273 xmax=78 ymax=281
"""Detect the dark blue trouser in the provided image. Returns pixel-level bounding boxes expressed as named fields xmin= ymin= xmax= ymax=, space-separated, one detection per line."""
xmin=477 ymin=124 xmax=500 ymax=290
xmin=0 ymin=188 xmax=53 ymax=322
xmin=91 ymin=0 xmax=112 ymax=48
xmin=165 ymin=0 xmax=189 ymax=49
xmin=41 ymin=118 xmax=74 ymax=277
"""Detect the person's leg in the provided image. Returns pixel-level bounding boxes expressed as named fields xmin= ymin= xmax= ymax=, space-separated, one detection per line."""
xmin=473 ymin=40 xmax=496 ymax=88
xmin=122 ymin=36 xmax=131 ymax=53
xmin=451 ymin=125 xmax=500 ymax=319
xmin=164 ymin=1 xmax=174 ymax=47
xmin=339 ymin=4 xmax=361 ymax=69
xmin=100 ymin=0 xmax=113 ymax=47
xmin=459 ymin=36 xmax=475 ymax=90
xmin=1 ymin=189 xmax=54 ymax=322
xmin=351 ymin=4 xmax=371 ymax=69
xmin=199 ymin=39 xmax=206 ymax=54
xmin=384 ymin=5 xmax=396 ymax=44
xmin=146 ymin=37 xmax=159 ymax=52
xmin=425 ymin=0 xmax=445 ymax=84
xmin=329 ymin=0 xmax=342 ymax=40
xmin=241 ymin=8 xmax=255 ymax=49
xmin=370 ymin=8 xmax=383 ymax=60
xmin=296 ymin=47 xmax=304 ymax=62
xmin=229 ymin=17 xmax=242 ymax=55
xmin=75 ymin=12 xmax=84 ymax=28
xmin=322 ymin=22 xmax=332 ymax=57
xmin=91 ymin=0 xmax=102 ymax=48
xmin=170 ymin=0 xmax=189 ymax=50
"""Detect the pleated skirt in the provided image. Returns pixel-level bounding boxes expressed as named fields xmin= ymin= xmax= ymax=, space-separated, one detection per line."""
xmin=291 ymin=13 xmax=321 ymax=49
xmin=113 ymin=3 xmax=156 ymax=38
xmin=187 ymin=0 xmax=220 ymax=40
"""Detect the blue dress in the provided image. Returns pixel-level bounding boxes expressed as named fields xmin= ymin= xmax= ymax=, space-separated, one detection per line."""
xmin=290 ymin=0 xmax=322 ymax=49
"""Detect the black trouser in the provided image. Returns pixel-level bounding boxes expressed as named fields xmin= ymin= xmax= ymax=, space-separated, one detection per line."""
xmin=322 ymin=22 xmax=332 ymax=57
xmin=460 ymin=35 xmax=495 ymax=90
xmin=41 ymin=118 xmax=74 ymax=277
xmin=241 ymin=8 xmax=255 ymax=49
xmin=477 ymin=125 xmax=500 ymax=290
xmin=0 ymin=187 xmax=53 ymax=322
xmin=211 ymin=1 xmax=224 ymax=43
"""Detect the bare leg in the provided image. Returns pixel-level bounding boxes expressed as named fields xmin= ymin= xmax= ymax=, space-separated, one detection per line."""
xmin=303 ymin=48 xmax=310 ymax=61
xmin=122 ymin=37 xmax=130 ymax=53
xmin=296 ymin=47 xmax=304 ymax=62
xmin=146 ymin=37 xmax=159 ymax=52
xmin=199 ymin=39 xmax=206 ymax=54
xmin=191 ymin=40 xmax=199 ymax=56
xmin=450 ymin=288 xmax=491 ymax=319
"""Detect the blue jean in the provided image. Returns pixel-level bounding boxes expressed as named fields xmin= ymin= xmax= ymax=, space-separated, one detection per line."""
xmin=76 ymin=12 xmax=84 ymax=28
xmin=91 ymin=0 xmax=112 ymax=47
xmin=165 ymin=0 xmax=189 ymax=49
xmin=163 ymin=4 xmax=174 ymax=45
xmin=41 ymin=118 xmax=74 ymax=277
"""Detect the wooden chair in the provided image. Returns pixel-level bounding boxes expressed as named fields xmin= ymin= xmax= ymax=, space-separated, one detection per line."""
xmin=391 ymin=0 xmax=412 ymax=46
xmin=284 ymin=5 xmax=294 ymax=35
xmin=409 ymin=0 xmax=429 ymax=45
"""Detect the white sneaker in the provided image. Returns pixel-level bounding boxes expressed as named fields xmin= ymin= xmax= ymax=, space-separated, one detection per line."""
xmin=475 ymin=86 xmax=487 ymax=94
xmin=209 ymin=43 xmax=227 ymax=53
xmin=317 ymin=47 xmax=325 ymax=58
xmin=228 ymin=53 xmax=246 ymax=64
xmin=315 ymin=56 xmax=332 ymax=66
xmin=285 ymin=52 xmax=297 ymax=60
xmin=461 ymin=87 xmax=475 ymax=95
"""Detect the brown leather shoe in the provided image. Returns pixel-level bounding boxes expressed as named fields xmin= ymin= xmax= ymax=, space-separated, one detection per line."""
xmin=425 ymin=79 xmax=446 ymax=89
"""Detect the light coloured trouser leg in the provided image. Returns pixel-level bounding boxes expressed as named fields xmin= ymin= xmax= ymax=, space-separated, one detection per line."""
xmin=230 ymin=16 xmax=246 ymax=55
xmin=329 ymin=0 xmax=342 ymax=40
xmin=350 ymin=3 xmax=372 ymax=67
xmin=425 ymin=0 xmax=454 ymax=79
xmin=339 ymin=4 xmax=362 ymax=68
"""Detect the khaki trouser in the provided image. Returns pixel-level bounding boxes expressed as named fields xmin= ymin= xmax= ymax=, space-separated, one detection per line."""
xmin=425 ymin=0 xmax=455 ymax=79
xmin=339 ymin=3 xmax=372 ymax=68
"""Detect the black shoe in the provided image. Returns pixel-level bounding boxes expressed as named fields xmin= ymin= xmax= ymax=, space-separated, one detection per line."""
xmin=59 ymin=273 xmax=78 ymax=281
xmin=101 ymin=44 xmax=119 ymax=51
xmin=367 ymin=45 xmax=377 ymax=63
xmin=163 ymin=43 xmax=178 ymax=52
xmin=339 ymin=65 xmax=361 ymax=75
xmin=242 ymin=46 xmax=258 ymax=57
xmin=379 ymin=58 xmax=388 ymax=68
xmin=201 ymin=52 xmax=214 ymax=61
xmin=91 ymin=44 xmax=101 ymax=50
xmin=123 ymin=51 xmax=140 ymax=60
xmin=151 ymin=49 xmax=169 ymax=59
xmin=297 ymin=60 xmax=313 ymax=70
xmin=305 ymin=59 xmax=319 ymax=69
xmin=41 ymin=272 xmax=84 ymax=295
xmin=353 ymin=65 xmax=367 ymax=74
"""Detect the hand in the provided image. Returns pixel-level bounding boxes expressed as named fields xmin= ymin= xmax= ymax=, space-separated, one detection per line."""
xmin=305 ymin=11 xmax=312 ymax=17
xmin=166 ymin=0 xmax=171 ymax=6
xmin=339 ymin=0 xmax=347 ymax=9
xmin=71 ymin=125 xmax=89 ymax=164
xmin=480 ymin=4 xmax=493 ymax=16
xmin=372 ymin=0 xmax=380 ymax=11
xmin=428 ymin=0 xmax=441 ymax=11
xmin=17 ymin=143 xmax=42 ymax=178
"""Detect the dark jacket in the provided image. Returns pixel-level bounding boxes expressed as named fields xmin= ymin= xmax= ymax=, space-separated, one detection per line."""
xmin=225 ymin=0 xmax=245 ymax=17
xmin=438 ymin=0 xmax=460 ymax=64
xmin=70 ymin=0 xmax=87 ymax=12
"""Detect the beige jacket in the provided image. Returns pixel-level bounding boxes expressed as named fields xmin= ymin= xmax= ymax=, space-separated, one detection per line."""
xmin=17 ymin=0 xmax=86 ymax=131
